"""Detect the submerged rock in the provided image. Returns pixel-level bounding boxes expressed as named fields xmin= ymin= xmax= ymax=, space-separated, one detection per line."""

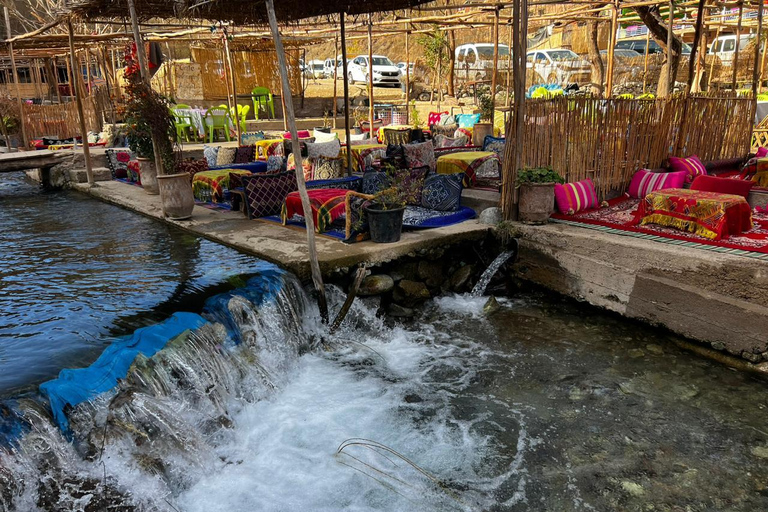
xmin=621 ymin=481 xmax=645 ymax=497
xmin=484 ymin=296 xmax=501 ymax=315
xmin=751 ymin=446 xmax=768 ymax=459
xmin=398 ymin=280 xmax=431 ymax=300
xmin=417 ymin=261 xmax=444 ymax=288
xmin=449 ymin=264 xmax=475 ymax=292
xmin=387 ymin=303 xmax=415 ymax=318
xmin=358 ymin=275 xmax=395 ymax=296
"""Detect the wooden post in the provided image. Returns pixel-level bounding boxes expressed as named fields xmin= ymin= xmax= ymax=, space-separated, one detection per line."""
xmin=223 ymin=29 xmax=241 ymax=144
xmin=643 ymin=29 xmax=650 ymax=93
xmin=405 ymin=23 xmax=410 ymax=125
xmin=687 ymin=0 xmax=706 ymax=93
xmin=332 ymin=31 xmax=338 ymax=129
xmin=4 ymin=7 xmax=28 ymax=150
xmin=367 ymin=14 xmax=374 ymax=137
xmin=85 ymin=50 xmax=92 ymax=95
xmin=666 ymin=0 xmax=674 ymax=95
xmin=65 ymin=48 xmax=73 ymax=97
xmin=50 ymin=57 xmax=62 ymax=103
xmin=754 ymin=0 xmax=764 ymax=96
xmin=708 ymin=22 xmax=722 ymax=89
xmin=732 ymin=1 xmax=743 ymax=90
xmin=340 ymin=12 xmax=352 ymax=174
xmin=221 ymin=43 xmax=233 ymax=112
xmin=67 ymin=18 xmax=94 ymax=186
xmin=762 ymin=15 xmax=768 ymax=93
xmin=506 ymin=22 xmax=513 ymax=107
xmin=606 ymin=1 xmax=619 ymax=98
xmin=491 ymin=6 xmax=500 ymax=114
xmin=265 ymin=0 xmax=328 ymax=324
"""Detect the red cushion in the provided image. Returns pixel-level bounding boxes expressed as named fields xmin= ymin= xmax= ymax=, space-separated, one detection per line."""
xmin=757 ymin=147 xmax=768 ymax=158
xmin=690 ymin=175 xmax=754 ymax=199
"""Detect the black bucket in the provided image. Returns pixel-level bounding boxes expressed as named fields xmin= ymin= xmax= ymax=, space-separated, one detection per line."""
xmin=365 ymin=205 xmax=405 ymax=243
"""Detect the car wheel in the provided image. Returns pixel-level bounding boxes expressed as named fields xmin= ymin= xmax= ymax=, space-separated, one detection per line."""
xmin=348 ymin=72 xmax=355 ymax=84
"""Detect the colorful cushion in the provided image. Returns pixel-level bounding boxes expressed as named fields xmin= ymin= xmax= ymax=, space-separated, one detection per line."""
xmin=241 ymin=170 xmax=298 ymax=219
xmin=554 ymin=179 xmax=599 ymax=215
xmin=306 ymin=139 xmax=341 ymax=159
xmin=234 ymin=145 xmax=255 ymax=164
xmin=628 ymin=169 xmax=687 ymax=199
xmin=668 ymin=155 xmax=707 ymax=183
xmin=344 ymin=191 xmax=375 ymax=243
xmin=482 ymin=136 xmax=506 ymax=158
xmin=438 ymin=114 xmax=456 ymax=126
xmin=384 ymin=144 xmax=407 ymax=169
xmin=177 ymin=158 xmax=208 ymax=183
xmin=362 ymin=169 xmax=392 ymax=195
xmin=283 ymin=130 xmax=311 ymax=139
xmin=757 ymin=147 xmax=768 ymax=158
xmin=313 ymin=129 xmax=338 ymax=143
xmin=240 ymin=131 xmax=265 ymax=145
xmin=455 ymin=127 xmax=472 ymax=140
xmin=455 ymin=113 xmax=481 ymax=128
xmin=399 ymin=166 xmax=430 ymax=206
xmin=428 ymin=111 xmax=449 ymax=126
xmin=216 ymin=147 xmax=237 ymax=166
xmin=203 ymin=145 xmax=219 ymax=167
xmin=433 ymin=134 xmax=469 ymax=148
xmin=284 ymin=138 xmax=314 ymax=157
xmin=309 ymin=156 xmax=345 ymax=181
xmin=421 ymin=172 xmax=464 ymax=212
xmin=266 ymin=155 xmax=286 ymax=173
xmin=105 ymin=149 xmax=133 ymax=179
xmin=403 ymin=140 xmax=436 ymax=172
xmin=349 ymin=132 xmax=369 ymax=142
xmin=691 ymin=175 xmax=754 ymax=199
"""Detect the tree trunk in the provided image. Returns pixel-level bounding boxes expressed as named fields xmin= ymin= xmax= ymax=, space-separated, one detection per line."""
xmin=447 ymin=30 xmax=456 ymax=97
xmin=587 ymin=19 xmax=604 ymax=95
xmin=633 ymin=5 xmax=683 ymax=97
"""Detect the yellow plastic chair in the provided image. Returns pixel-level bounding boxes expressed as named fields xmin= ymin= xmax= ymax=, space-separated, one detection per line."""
xmin=205 ymin=108 xmax=232 ymax=143
xmin=231 ymin=104 xmax=250 ymax=133
xmin=251 ymin=87 xmax=275 ymax=120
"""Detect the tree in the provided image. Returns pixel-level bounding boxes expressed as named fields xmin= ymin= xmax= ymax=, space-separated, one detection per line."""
xmin=417 ymin=27 xmax=450 ymax=104
xmin=633 ymin=5 xmax=684 ymax=97
xmin=587 ymin=18 xmax=604 ymax=95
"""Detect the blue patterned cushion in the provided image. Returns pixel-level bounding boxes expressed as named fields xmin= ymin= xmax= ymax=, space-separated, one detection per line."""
xmin=362 ymin=170 xmax=392 ymax=195
xmin=266 ymin=155 xmax=286 ymax=173
xmin=240 ymin=131 xmax=265 ymax=145
xmin=203 ymin=145 xmax=219 ymax=167
xmin=421 ymin=172 xmax=464 ymax=211
xmin=482 ymin=136 xmax=506 ymax=158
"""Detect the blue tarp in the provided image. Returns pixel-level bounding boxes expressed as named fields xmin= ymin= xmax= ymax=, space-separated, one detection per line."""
xmin=40 ymin=312 xmax=207 ymax=433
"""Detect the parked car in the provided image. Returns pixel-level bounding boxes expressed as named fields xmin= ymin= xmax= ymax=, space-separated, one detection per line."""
xmin=526 ymin=49 xmax=591 ymax=86
xmin=455 ymin=43 xmax=511 ymax=80
xmin=709 ymin=34 xmax=754 ymax=66
xmin=396 ymin=62 xmax=415 ymax=77
xmin=324 ymin=56 xmax=345 ymax=78
xmin=304 ymin=60 xmax=325 ymax=79
xmin=615 ymin=37 xmax=692 ymax=56
xmin=347 ymin=55 xmax=401 ymax=86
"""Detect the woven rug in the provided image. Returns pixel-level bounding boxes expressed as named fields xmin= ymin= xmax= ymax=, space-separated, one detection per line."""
xmin=551 ymin=196 xmax=768 ymax=260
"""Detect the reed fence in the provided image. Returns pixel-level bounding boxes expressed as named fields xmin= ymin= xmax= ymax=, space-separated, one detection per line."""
xmin=504 ymin=95 xmax=755 ymax=200
xmin=20 ymin=87 xmax=112 ymax=140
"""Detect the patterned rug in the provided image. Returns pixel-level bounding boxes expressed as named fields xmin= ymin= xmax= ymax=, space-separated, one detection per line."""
xmin=551 ymin=196 xmax=768 ymax=260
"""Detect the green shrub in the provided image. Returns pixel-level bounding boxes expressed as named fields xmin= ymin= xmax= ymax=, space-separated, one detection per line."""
xmin=515 ymin=166 xmax=564 ymax=187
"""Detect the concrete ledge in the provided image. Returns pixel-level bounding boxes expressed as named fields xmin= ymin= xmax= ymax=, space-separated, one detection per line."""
xmin=68 ymin=167 xmax=112 ymax=183
xmin=461 ymin=189 xmax=499 ymax=215
xmin=515 ymin=221 xmax=768 ymax=361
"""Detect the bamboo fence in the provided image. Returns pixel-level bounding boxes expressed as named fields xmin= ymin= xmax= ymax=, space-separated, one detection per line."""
xmin=506 ymin=95 xmax=755 ymax=199
xmin=20 ymin=87 xmax=109 ymax=139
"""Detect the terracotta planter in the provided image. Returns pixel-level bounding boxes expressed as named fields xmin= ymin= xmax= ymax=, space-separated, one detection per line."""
xmin=518 ymin=183 xmax=555 ymax=224
xmin=157 ymin=173 xmax=195 ymax=220
xmin=137 ymin=157 xmax=158 ymax=195
xmin=472 ymin=122 xmax=493 ymax=146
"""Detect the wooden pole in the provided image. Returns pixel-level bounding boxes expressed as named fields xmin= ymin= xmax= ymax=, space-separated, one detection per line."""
xmin=4 ymin=7 xmax=28 ymax=150
xmin=643 ymin=29 xmax=650 ymax=93
xmin=687 ymin=0 xmax=706 ymax=93
xmin=340 ymin=12 xmax=352 ymax=174
xmin=732 ymin=1 xmax=743 ymax=90
xmin=265 ymin=0 xmax=328 ymax=324
xmin=85 ymin=50 xmax=92 ymax=96
xmin=332 ymin=31 xmax=339 ymax=129
xmin=221 ymin=43 xmax=233 ymax=112
xmin=367 ymin=14 xmax=374 ymax=137
xmin=65 ymin=48 xmax=73 ymax=97
xmin=491 ymin=6 xmax=500 ymax=115
xmin=606 ymin=1 xmax=619 ymax=98
xmin=67 ymin=18 xmax=94 ymax=186
xmin=708 ymin=22 xmax=722 ymax=89
xmin=666 ymin=0 xmax=675 ymax=95
xmin=405 ymin=23 xmax=410 ymax=125
xmin=754 ymin=0 xmax=764 ymax=96
xmin=222 ymin=29 xmax=241 ymax=144
xmin=506 ymin=22 xmax=512 ymax=107
xmin=762 ymin=18 xmax=768 ymax=93
xmin=51 ymin=57 xmax=62 ymax=103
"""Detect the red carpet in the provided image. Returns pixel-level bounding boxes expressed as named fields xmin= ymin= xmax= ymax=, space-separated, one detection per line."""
xmin=551 ymin=196 xmax=768 ymax=255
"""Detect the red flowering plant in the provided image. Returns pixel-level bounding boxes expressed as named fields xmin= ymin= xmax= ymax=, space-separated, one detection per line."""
xmin=122 ymin=45 xmax=176 ymax=172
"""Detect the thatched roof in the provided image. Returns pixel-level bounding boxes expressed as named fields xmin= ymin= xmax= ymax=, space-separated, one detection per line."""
xmin=62 ymin=0 xmax=435 ymax=24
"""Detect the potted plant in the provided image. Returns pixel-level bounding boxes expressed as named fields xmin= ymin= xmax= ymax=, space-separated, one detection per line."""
xmin=515 ymin=166 xmax=564 ymax=224
xmin=364 ymin=164 xmax=421 ymax=243
xmin=472 ymin=85 xmax=494 ymax=146
xmin=158 ymin=152 xmax=196 ymax=220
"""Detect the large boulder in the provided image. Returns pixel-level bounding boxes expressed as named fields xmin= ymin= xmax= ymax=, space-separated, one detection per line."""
xmin=358 ymin=274 xmax=395 ymax=296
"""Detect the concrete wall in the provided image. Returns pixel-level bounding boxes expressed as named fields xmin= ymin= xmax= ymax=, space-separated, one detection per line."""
xmin=514 ymin=222 xmax=768 ymax=363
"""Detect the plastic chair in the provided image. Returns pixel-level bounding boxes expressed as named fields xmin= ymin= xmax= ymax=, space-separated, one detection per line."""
xmin=205 ymin=108 xmax=232 ymax=143
xmin=231 ymin=104 xmax=250 ymax=133
xmin=174 ymin=103 xmax=191 ymax=109
xmin=172 ymin=108 xmax=194 ymax=142
xmin=251 ymin=87 xmax=275 ymax=120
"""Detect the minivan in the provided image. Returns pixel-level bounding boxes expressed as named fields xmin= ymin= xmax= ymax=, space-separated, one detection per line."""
xmin=455 ymin=43 xmax=511 ymax=80
xmin=709 ymin=34 xmax=754 ymax=66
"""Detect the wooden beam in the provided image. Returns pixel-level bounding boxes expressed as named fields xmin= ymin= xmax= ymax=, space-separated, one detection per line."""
xmin=733 ymin=1 xmax=744 ymax=90
xmin=4 ymin=7 xmax=28 ymax=150
xmin=332 ymin=30 xmax=338 ymax=129
xmin=265 ymin=0 xmax=328 ymax=324
xmin=340 ymin=12 xmax=352 ymax=174
xmin=606 ymin=1 xmax=619 ymax=98
xmin=223 ymin=29 xmax=241 ymax=143
xmin=491 ymin=7 xmax=500 ymax=115
xmin=753 ymin=0 xmax=764 ymax=95
xmin=687 ymin=0 xmax=706 ymax=92
xmin=367 ymin=14 xmax=374 ymax=137
xmin=67 ymin=18 xmax=94 ymax=186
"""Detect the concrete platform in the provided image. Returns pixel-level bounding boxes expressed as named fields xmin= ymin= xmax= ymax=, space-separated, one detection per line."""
xmin=71 ymin=180 xmax=491 ymax=280
xmin=514 ymin=221 xmax=768 ymax=362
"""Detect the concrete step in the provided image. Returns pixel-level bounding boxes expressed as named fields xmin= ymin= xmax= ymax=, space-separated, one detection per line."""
xmin=68 ymin=167 xmax=112 ymax=183
xmin=461 ymin=188 xmax=500 ymax=214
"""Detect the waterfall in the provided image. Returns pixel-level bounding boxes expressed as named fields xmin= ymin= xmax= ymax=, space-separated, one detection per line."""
xmin=470 ymin=241 xmax=519 ymax=297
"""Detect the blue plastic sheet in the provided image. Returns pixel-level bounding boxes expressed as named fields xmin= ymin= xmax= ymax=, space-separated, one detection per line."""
xmin=40 ymin=312 xmax=207 ymax=433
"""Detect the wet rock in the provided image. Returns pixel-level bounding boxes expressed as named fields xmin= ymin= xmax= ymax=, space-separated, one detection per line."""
xmin=645 ymin=344 xmax=664 ymax=355
xmin=390 ymin=262 xmax=419 ymax=283
xmin=418 ymin=261 xmax=444 ymax=287
xmin=404 ymin=394 xmax=423 ymax=403
xmin=387 ymin=303 xmax=415 ymax=318
xmin=448 ymin=264 xmax=475 ymax=292
xmin=621 ymin=481 xmax=645 ymax=497
xmin=358 ymin=275 xmax=395 ymax=296
xmin=628 ymin=349 xmax=645 ymax=358
xmin=484 ymin=296 xmax=501 ymax=315
xmin=398 ymin=280 xmax=431 ymax=300
xmin=751 ymin=446 xmax=768 ymax=459
xmin=479 ymin=207 xmax=503 ymax=225
xmin=742 ymin=350 xmax=762 ymax=363
xmin=711 ymin=341 xmax=726 ymax=351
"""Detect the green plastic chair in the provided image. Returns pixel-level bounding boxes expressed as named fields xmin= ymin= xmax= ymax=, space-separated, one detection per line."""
xmin=172 ymin=108 xmax=194 ymax=142
xmin=174 ymin=103 xmax=191 ymax=109
xmin=231 ymin=104 xmax=250 ymax=132
xmin=251 ymin=87 xmax=275 ymax=120
xmin=205 ymin=107 xmax=232 ymax=143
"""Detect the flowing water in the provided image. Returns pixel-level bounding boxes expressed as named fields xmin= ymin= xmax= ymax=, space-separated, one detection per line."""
xmin=2 ymin=173 xmax=768 ymax=511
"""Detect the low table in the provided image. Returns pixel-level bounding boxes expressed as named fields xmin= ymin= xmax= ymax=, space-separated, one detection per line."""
xmin=436 ymin=151 xmax=500 ymax=188
xmin=343 ymin=143 xmax=387 ymax=173
xmin=635 ymin=188 xmax=752 ymax=240
xmin=281 ymin=188 xmax=350 ymax=233
xmin=192 ymin=169 xmax=252 ymax=203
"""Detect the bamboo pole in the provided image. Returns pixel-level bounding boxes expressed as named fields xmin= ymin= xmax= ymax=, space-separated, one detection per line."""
xmin=666 ymin=0 xmax=674 ymax=96
xmin=732 ymin=1 xmax=743 ymax=89
xmin=220 ymin=41 xmax=233 ymax=112
xmin=708 ymin=21 xmax=722 ymax=89
xmin=265 ymin=0 xmax=328 ymax=324
xmin=687 ymin=0 xmax=706 ymax=93
xmin=85 ymin=50 xmax=92 ymax=96
xmin=753 ymin=0 xmax=763 ymax=96
xmin=51 ymin=57 xmax=62 ymax=103
xmin=340 ymin=12 xmax=352 ymax=174
xmin=762 ymin=18 xmax=768 ymax=93
xmin=4 ymin=7 xmax=28 ymax=150
xmin=65 ymin=48 xmax=73 ymax=97
xmin=405 ymin=23 xmax=410 ymax=125
xmin=491 ymin=6 xmax=500 ymax=115
xmin=506 ymin=22 xmax=512 ymax=107
xmin=606 ymin=1 xmax=619 ymax=98
xmin=222 ymin=29 xmax=241 ymax=144
xmin=67 ymin=18 xmax=94 ymax=186
xmin=367 ymin=14 xmax=374 ymax=137
xmin=332 ymin=31 xmax=338 ymax=129
xmin=643 ymin=29 xmax=650 ymax=93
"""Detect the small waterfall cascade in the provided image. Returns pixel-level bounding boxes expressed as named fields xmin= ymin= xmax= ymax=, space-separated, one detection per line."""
xmin=470 ymin=241 xmax=519 ymax=297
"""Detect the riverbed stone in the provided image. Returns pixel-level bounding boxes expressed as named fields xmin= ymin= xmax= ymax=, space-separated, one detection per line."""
xmin=387 ymin=303 xmax=415 ymax=318
xmin=479 ymin=207 xmax=503 ymax=225
xmin=358 ymin=275 xmax=394 ymax=296
xmin=417 ymin=260 xmax=444 ymax=287
xmin=449 ymin=264 xmax=475 ymax=292
xmin=742 ymin=350 xmax=762 ymax=363
xmin=390 ymin=262 xmax=419 ymax=283
xmin=645 ymin=344 xmax=664 ymax=355
xmin=620 ymin=481 xmax=645 ymax=497
xmin=398 ymin=280 xmax=431 ymax=300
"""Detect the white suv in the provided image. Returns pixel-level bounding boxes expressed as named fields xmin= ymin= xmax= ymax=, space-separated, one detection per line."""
xmin=347 ymin=55 xmax=401 ymax=87
xmin=526 ymin=49 xmax=591 ymax=86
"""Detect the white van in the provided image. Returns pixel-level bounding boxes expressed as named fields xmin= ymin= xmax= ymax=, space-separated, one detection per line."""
xmin=323 ymin=56 xmax=344 ymax=79
xmin=455 ymin=43 xmax=510 ymax=81
xmin=526 ymin=49 xmax=591 ymax=86
xmin=709 ymin=34 xmax=754 ymax=66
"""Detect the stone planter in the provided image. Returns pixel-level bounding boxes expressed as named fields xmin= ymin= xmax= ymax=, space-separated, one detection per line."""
xmin=157 ymin=173 xmax=195 ymax=220
xmin=472 ymin=122 xmax=493 ymax=146
xmin=137 ymin=157 xmax=158 ymax=195
xmin=518 ymin=183 xmax=555 ymax=224
xmin=365 ymin=204 xmax=405 ymax=243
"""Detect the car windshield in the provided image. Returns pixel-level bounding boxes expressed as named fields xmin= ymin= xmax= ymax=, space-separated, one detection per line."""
xmin=548 ymin=50 xmax=579 ymax=61
xmin=371 ymin=57 xmax=394 ymax=66
xmin=313 ymin=63 xmax=323 ymax=70
xmin=476 ymin=46 xmax=511 ymax=58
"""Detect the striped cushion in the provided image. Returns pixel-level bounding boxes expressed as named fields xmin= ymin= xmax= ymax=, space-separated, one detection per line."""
xmin=554 ymin=179 xmax=598 ymax=215
xmin=668 ymin=155 xmax=707 ymax=183
xmin=628 ymin=169 xmax=687 ymax=198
